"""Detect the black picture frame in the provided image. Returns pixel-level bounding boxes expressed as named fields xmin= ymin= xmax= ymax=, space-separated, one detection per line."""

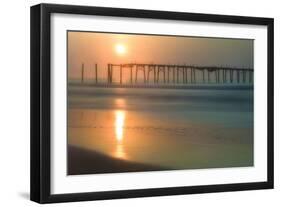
xmin=30 ymin=3 xmax=274 ymax=203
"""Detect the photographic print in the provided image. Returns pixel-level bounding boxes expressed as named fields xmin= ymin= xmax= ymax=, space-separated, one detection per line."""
xmin=67 ymin=31 xmax=254 ymax=175
xmin=31 ymin=4 xmax=273 ymax=203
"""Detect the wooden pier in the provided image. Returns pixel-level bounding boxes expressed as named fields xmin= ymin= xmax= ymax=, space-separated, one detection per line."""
xmin=106 ymin=63 xmax=253 ymax=84
xmin=79 ymin=63 xmax=254 ymax=85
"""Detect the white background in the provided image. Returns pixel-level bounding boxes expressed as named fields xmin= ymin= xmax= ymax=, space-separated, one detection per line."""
xmin=0 ymin=0 xmax=279 ymax=206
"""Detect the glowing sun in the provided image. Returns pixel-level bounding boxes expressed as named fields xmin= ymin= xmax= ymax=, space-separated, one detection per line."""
xmin=115 ymin=44 xmax=126 ymax=55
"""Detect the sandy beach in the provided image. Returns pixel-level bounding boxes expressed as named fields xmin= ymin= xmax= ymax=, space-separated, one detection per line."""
xmin=68 ymin=145 xmax=170 ymax=175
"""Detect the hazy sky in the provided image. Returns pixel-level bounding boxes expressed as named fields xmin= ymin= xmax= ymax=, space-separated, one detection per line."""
xmin=68 ymin=31 xmax=253 ymax=80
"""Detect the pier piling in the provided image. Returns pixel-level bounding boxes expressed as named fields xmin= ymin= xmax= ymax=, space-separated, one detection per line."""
xmin=95 ymin=63 xmax=98 ymax=83
xmin=85 ymin=62 xmax=253 ymax=86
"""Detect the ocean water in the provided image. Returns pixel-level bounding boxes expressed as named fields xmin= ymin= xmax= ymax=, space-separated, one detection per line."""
xmin=68 ymin=84 xmax=254 ymax=171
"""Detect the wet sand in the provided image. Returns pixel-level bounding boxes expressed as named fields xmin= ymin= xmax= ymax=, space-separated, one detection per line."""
xmin=68 ymin=145 xmax=171 ymax=175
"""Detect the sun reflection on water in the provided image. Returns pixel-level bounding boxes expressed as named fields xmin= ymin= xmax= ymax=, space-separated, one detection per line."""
xmin=115 ymin=144 xmax=126 ymax=159
xmin=114 ymin=110 xmax=127 ymax=159
xmin=115 ymin=110 xmax=125 ymax=142
xmin=114 ymin=98 xmax=126 ymax=108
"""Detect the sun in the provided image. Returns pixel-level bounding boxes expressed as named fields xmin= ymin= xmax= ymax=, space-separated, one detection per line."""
xmin=115 ymin=44 xmax=126 ymax=55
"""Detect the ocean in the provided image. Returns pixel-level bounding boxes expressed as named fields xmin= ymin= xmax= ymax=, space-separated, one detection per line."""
xmin=67 ymin=84 xmax=254 ymax=173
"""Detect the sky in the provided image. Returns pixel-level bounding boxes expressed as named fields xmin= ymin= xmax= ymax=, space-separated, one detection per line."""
xmin=67 ymin=31 xmax=253 ymax=80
